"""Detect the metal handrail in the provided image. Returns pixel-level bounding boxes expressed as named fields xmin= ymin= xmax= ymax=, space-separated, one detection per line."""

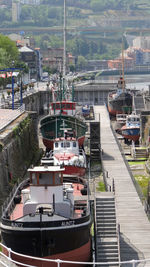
xmin=1 ymin=242 xmax=150 ymax=267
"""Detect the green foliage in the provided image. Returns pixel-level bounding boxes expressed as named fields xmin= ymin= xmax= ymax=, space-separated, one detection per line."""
xmin=0 ymin=142 xmax=4 ymax=152
xmin=128 ymin=161 xmax=146 ymax=165
xmin=77 ymin=56 xmax=88 ymax=69
xmin=0 ymin=8 xmax=11 ymax=25
xmin=13 ymin=117 xmax=31 ymax=138
xmin=97 ymin=181 xmax=106 ymax=192
xmin=0 ymin=35 xmax=19 ymax=68
xmin=134 ymin=174 xmax=150 ymax=198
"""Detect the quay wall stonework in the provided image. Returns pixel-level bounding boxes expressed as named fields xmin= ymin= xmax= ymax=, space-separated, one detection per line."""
xmin=0 ymin=91 xmax=47 ymax=206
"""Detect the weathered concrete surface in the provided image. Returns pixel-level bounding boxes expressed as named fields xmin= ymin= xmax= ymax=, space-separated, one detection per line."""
xmin=94 ymin=105 xmax=150 ymax=267
xmin=0 ymin=110 xmax=41 ymax=208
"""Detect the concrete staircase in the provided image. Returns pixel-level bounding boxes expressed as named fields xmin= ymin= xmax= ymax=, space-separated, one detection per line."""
xmin=131 ymin=146 xmax=149 ymax=159
xmin=95 ymin=194 xmax=120 ymax=267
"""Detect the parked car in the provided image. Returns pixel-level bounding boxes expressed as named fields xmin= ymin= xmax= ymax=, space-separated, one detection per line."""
xmin=6 ymin=83 xmax=18 ymax=89
xmin=30 ymin=79 xmax=36 ymax=83
xmin=41 ymin=77 xmax=49 ymax=82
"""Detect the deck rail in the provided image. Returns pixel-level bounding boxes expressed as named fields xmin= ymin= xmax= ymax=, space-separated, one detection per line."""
xmin=1 ymin=242 xmax=150 ymax=267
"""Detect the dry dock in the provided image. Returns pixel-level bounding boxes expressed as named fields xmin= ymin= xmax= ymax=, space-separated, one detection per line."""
xmin=94 ymin=105 xmax=150 ymax=266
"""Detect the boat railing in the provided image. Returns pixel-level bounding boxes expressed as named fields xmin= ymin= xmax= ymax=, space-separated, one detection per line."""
xmin=1 ymin=178 xmax=29 ymax=218
xmin=44 ymin=150 xmax=54 ymax=158
xmin=79 ymin=148 xmax=85 ymax=156
xmin=1 ymin=242 xmax=150 ymax=267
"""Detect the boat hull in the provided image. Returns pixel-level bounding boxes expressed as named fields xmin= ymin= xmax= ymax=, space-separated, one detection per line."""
xmin=1 ymin=214 xmax=92 ymax=266
xmin=108 ymin=92 xmax=132 ymax=116
xmin=120 ymin=127 xmax=140 ymax=142
xmin=40 ymin=115 xmax=87 ymax=150
xmin=63 ymin=165 xmax=86 ymax=177
xmin=3 ymin=240 xmax=91 ymax=267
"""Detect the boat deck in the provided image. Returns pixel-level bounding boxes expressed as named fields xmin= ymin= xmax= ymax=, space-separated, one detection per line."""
xmin=10 ymin=184 xmax=85 ymax=221
xmin=94 ymin=105 xmax=150 ymax=266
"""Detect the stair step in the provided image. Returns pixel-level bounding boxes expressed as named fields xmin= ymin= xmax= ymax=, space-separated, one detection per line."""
xmin=96 ymin=257 xmax=119 ymax=262
xmin=97 ymin=242 xmax=118 ymax=249
xmin=96 ymin=199 xmax=115 ymax=203
xmin=97 ymin=227 xmax=116 ymax=232
xmin=97 ymin=234 xmax=117 ymax=238
xmin=97 ymin=237 xmax=117 ymax=243
xmin=97 ymin=246 xmax=118 ymax=251
xmin=96 ymin=206 xmax=115 ymax=210
xmin=96 ymin=206 xmax=115 ymax=209
xmin=97 ymin=225 xmax=116 ymax=229
xmin=97 ymin=231 xmax=117 ymax=235
xmin=96 ymin=214 xmax=116 ymax=218
xmin=96 ymin=215 xmax=116 ymax=218
xmin=97 ymin=222 xmax=116 ymax=226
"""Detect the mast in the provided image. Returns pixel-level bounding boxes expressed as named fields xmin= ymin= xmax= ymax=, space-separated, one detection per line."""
xmin=63 ymin=0 xmax=66 ymax=77
xmin=121 ymin=38 xmax=125 ymax=90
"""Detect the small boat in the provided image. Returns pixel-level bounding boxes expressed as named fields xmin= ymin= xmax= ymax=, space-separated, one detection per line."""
xmin=120 ymin=112 xmax=140 ymax=142
xmin=82 ymin=105 xmax=90 ymax=117
xmin=0 ymin=165 xmax=92 ymax=267
xmin=41 ymin=137 xmax=86 ymax=177
xmin=114 ymin=113 xmax=127 ymax=134
xmin=107 ymin=76 xmax=133 ymax=116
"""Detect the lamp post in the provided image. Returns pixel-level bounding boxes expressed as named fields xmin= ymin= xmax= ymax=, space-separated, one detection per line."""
xmin=11 ymin=73 xmax=15 ymax=110
xmin=0 ymin=67 xmax=23 ymax=110
xmin=20 ymin=71 xmax=23 ymax=106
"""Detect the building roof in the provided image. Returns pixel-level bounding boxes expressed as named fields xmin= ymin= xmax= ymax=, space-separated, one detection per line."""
xmin=19 ymin=46 xmax=33 ymax=53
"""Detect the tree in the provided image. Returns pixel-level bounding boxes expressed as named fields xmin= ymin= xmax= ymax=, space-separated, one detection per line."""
xmin=90 ymin=0 xmax=109 ymax=11
xmin=77 ymin=56 xmax=87 ymax=70
xmin=0 ymin=34 xmax=19 ymax=64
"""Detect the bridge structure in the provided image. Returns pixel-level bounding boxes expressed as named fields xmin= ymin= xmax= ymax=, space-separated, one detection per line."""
xmin=1 ymin=26 xmax=150 ymax=35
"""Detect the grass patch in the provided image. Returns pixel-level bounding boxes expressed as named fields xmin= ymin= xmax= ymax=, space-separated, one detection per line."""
xmin=128 ymin=161 xmax=146 ymax=165
xmin=134 ymin=174 xmax=150 ymax=198
xmin=90 ymin=223 xmax=94 ymax=237
xmin=97 ymin=181 xmax=106 ymax=192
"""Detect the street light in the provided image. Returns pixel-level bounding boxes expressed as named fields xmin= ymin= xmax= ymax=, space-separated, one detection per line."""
xmin=0 ymin=67 xmax=23 ymax=110
xmin=20 ymin=71 xmax=23 ymax=106
xmin=11 ymin=72 xmax=15 ymax=110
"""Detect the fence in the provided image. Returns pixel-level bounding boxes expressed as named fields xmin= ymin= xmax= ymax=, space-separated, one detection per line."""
xmin=1 ymin=242 xmax=150 ymax=267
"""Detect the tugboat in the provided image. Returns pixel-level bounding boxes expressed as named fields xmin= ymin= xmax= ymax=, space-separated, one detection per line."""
xmin=0 ymin=165 xmax=92 ymax=266
xmin=107 ymin=76 xmax=133 ymax=116
xmin=120 ymin=112 xmax=140 ymax=142
xmin=107 ymin=46 xmax=133 ymax=116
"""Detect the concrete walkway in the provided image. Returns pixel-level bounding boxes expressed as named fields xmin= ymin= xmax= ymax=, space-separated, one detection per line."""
xmin=94 ymin=105 xmax=150 ymax=267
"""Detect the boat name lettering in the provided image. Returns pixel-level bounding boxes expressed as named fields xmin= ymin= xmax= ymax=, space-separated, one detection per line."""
xmin=11 ymin=222 xmax=23 ymax=228
xmin=61 ymin=220 xmax=75 ymax=226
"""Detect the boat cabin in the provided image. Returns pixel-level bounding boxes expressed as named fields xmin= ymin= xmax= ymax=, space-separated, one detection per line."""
xmin=22 ymin=166 xmax=74 ymax=218
xmin=51 ymin=101 xmax=76 ymax=116
xmin=116 ymin=113 xmax=127 ymax=123
xmin=117 ymin=76 xmax=125 ymax=90
xmin=53 ymin=137 xmax=79 ymax=155
xmin=126 ymin=113 xmax=140 ymax=127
